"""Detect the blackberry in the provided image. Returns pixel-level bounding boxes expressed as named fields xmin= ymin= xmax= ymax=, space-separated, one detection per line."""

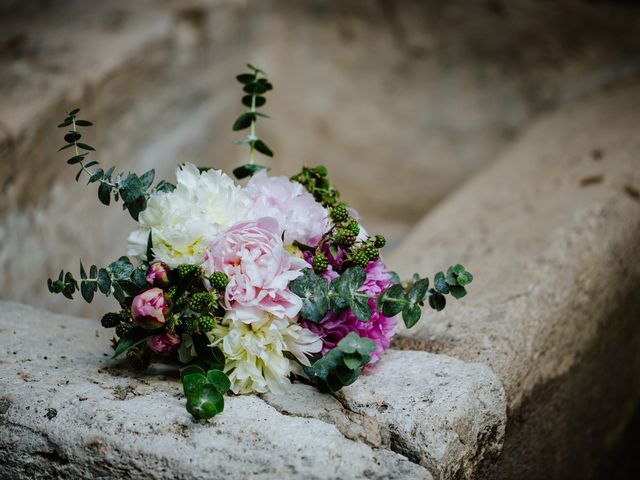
xmin=374 ymin=234 xmax=386 ymax=249
xmin=165 ymin=285 xmax=178 ymax=300
xmin=335 ymin=229 xmax=356 ymax=248
xmin=347 ymin=221 xmax=360 ymax=236
xmin=330 ymin=204 xmax=349 ymax=223
xmin=352 ymin=251 xmax=369 ymax=268
xmin=176 ymin=264 xmax=203 ymax=280
xmin=198 ymin=315 xmax=215 ymax=333
xmin=363 ymin=245 xmax=380 ymax=262
xmin=189 ymin=292 xmax=216 ymax=312
xmin=209 ymin=271 xmax=229 ymax=290
xmin=115 ymin=322 xmax=133 ymax=338
xmin=101 ymin=312 xmax=121 ymax=328
xmin=312 ymin=253 xmax=329 ymax=273
xmin=184 ymin=317 xmax=199 ymax=334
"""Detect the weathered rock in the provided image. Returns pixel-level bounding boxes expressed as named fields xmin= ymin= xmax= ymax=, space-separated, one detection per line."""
xmin=0 ymin=301 xmax=506 ymax=479
xmin=388 ymin=76 xmax=640 ymax=478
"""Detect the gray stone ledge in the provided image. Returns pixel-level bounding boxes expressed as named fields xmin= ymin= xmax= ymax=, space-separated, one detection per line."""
xmin=0 ymin=301 xmax=506 ymax=479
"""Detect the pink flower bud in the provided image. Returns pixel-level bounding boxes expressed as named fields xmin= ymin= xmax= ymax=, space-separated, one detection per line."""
xmin=132 ymin=288 xmax=169 ymax=329
xmin=148 ymin=332 xmax=181 ymax=355
xmin=146 ymin=262 xmax=171 ymax=288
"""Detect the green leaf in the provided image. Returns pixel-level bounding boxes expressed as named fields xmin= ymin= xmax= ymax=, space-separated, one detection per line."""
xmin=130 ymin=265 xmax=148 ymax=289
xmin=407 ymin=278 xmax=429 ymax=305
xmin=350 ymin=294 xmax=371 ymax=322
xmin=338 ymin=332 xmax=376 ymax=356
xmin=58 ymin=143 xmax=75 ymax=151
xmin=88 ymin=168 xmax=104 ymax=183
xmin=378 ymin=284 xmax=405 ymax=317
xmin=76 ymin=143 xmax=95 ymax=151
xmin=75 ymin=120 xmax=93 ymax=126
xmin=331 ymin=267 xmax=367 ymax=318
xmin=80 ymin=261 xmax=87 ymax=280
xmin=428 ymin=290 xmax=446 ymax=311
xmin=112 ymin=329 xmax=149 ymax=358
xmin=64 ymin=132 xmax=81 ymax=143
xmin=232 ymin=112 xmax=255 ymax=131
xmin=236 ymin=73 xmax=255 ymax=84
xmin=108 ymin=256 xmax=134 ymax=281
xmin=67 ymin=154 xmax=86 ymax=165
xmin=388 ymin=271 xmax=401 ymax=285
xmin=181 ymin=373 xmax=208 ymax=398
xmin=89 ymin=265 xmax=97 ymax=278
xmin=84 ymin=161 xmax=98 ymax=169
xmin=246 ymin=63 xmax=266 ymax=74
xmin=180 ymin=365 xmax=206 ymax=378
xmin=402 ymin=303 xmax=421 ymax=328
xmin=206 ymin=370 xmax=231 ymax=394
xmin=57 ymin=118 xmax=72 ymax=128
xmin=449 ymin=285 xmax=467 ymax=299
xmin=289 ymin=268 xmax=329 ymax=323
xmin=146 ymin=231 xmax=155 ymax=262
xmin=119 ymin=173 xmax=145 ymax=205
xmin=254 ymin=139 xmax=273 ymax=157
xmin=253 ymin=111 xmax=271 ymax=119
xmin=140 ymin=169 xmax=155 ymax=190
xmin=456 ymin=271 xmax=473 ymax=287
xmin=192 ymin=335 xmax=225 ymax=371
xmin=97 ymin=268 xmax=111 ymax=294
xmin=98 ymin=183 xmax=111 ymax=206
xmin=434 ymin=272 xmax=449 ymax=294
xmin=186 ymin=384 xmax=224 ymax=420
xmin=80 ymin=281 xmax=95 ymax=303
xmin=154 ymin=180 xmax=176 ymax=193
xmin=126 ymin=196 xmax=147 ymax=221
xmin=232 ymin=163 xmax=269 ymax=180
xmin=68 ymin=108 xmax=80 ymax=115
xmin=450 ymin=264 xmax=465 ymax=275
xmin=243 ymin=82 xmax=268 ymax=95
xmin=242 ymin=95 xmax=266 ymax=107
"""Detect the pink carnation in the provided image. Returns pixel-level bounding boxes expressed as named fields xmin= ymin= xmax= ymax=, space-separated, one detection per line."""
xmin=203 ymin=217 xmax=308 ymax=318
xmin=302 ymin=260 xmax=397 ymax=364
xmin=245 ymin=170 xmax=329 ymax=244
xmin=131 ymin=288 xmax=169 ymax=329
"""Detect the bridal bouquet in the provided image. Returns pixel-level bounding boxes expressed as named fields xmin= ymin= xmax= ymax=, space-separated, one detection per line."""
xmin=48 ymin=65 xmax=473 ymax=420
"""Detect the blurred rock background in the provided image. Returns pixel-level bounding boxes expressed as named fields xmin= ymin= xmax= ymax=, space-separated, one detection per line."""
xmin=1 ymin=0 xmax=639 ymax=318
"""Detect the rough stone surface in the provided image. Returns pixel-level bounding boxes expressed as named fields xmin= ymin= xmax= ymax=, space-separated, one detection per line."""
xmin=3 ymin=0 xmax=640 ymax=317
xmin=388 ymin=77 xmax=640 ymax=478
xmin=0 ymin=301 xmax=506 ymax=479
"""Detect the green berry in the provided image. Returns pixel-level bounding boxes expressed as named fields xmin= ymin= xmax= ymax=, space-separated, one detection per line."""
xmin=176 ymin=264 xmax=203 ymax=280
xmin=184 ymin=317 xmax=199 ymax=334
xmin=363 ymin=245 xmax=380 ymax=262
xmin=374 ymin=234 xmax=386 ymax=249
xmin=335 ymin=229 xmax=356 ymax=248
xmin=347 ymin=221 xmax=360 ymax=236
xmin=101 ymin=312 xmax=121 ymax=328
xmin=116 ymin=322 xmax=133 ymax=338
xmin=330 ymin=204 xmax=349 ymax=223
xmin=352 ymin=251 xmax=369 ymax=268
xmin=209 ymin=271 xmax=229 ymax=290
xmin=165 ymin=285 xmax=178 ymax=300
xmin=198 ymin=315 xmax=215 ymax=333
xmin=312 ymin=253 xmax=329 ymax=273
xmin=175 ymin=296 xmax=189 ymax=310
xmin=189 ymin=292 xmax=216 ymax=312
xmin=127 ymin=346 xmax=150 ymax=370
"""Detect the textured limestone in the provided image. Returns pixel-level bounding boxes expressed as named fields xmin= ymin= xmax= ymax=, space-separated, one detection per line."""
xmin=388 ymin=77 xmax=640 ymax=478
xmin=0 ymin=301 xmax=506 ymax=479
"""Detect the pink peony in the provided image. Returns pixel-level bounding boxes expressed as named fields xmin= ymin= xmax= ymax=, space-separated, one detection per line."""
xmin=302 ymin=260 xmax=397 ymax=364
xmin=132 ymin=288 xmax=169 ymax=329
xmin=146 ymin=262 xmax=171 ymax=288
xmin=245 ymin=170 xmax=329 ymax=245
xmin=203 ymin=217 xmax=309 ymax=318
xmin=148 ymin=331 xmax=181 ymax=354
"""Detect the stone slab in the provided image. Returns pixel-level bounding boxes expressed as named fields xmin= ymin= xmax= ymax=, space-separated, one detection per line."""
xmin=0 ymin=301 xmax=506 ymax=479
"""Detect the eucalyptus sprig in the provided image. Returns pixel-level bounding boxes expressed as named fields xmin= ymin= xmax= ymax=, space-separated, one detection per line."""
xmin=57 ymin=109 xmax=175 ymax=220
xmin=232 ymin=64 xmax=273 ymax=180
xmin=290 ymin=264 xmax=473 ymax=329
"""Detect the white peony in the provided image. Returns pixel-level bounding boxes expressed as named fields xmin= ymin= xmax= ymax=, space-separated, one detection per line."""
xmin=128 ymin=163 xmax=251 ymax=267
xmin=208 ymin=307 xmax=322 ymax=394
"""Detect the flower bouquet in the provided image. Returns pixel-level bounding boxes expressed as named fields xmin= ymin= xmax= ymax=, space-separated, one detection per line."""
xmin=48 ymin=64 xmax=473 ymax=419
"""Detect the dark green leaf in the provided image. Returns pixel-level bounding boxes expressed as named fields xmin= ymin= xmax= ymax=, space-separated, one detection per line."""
xmin=80 ymin=281 xmax=95 ymax=303
xmin=186 ymin=384 xmax=224 ymax=420
xmin=388 ymin=271 xmax=401 ymax=285
xmin=243 ymin=82 xmax=268 ymax=95
xmin=192 ymin=335 xmax=225 ymax=371
xmin=434 ymin=272 xmax=449 ymax=294
xmin=350 ymin=294 xmax=371 ymax=322
xmin=378 ymin=284 xmax=406 ymax=317
xmin=89 ymin=265 xmax=97 ymax=278
xmin=130 ymin=265 xmax=148 ymax=289
xmin=254 ymin=139 xmax=273 ymax=157
xmin=407 ymin=278 xmax=429 ymax=305
xmin=253 ymin=111 xmax=271 ymax=119
xmin=289 ymin=268 xmax=329 ymax=323
xmin=331 ymin=267 xmax=366 ymax=314
xmin=456 ymin=271 xmax=473 ymax=287
xmin=126 ymin=196 xmax=147 ymax=221
xmin=338 ymin=332 xmax=376 ymax=356
xmin=232 ymin=163 xmax=269 ymax=180
xmin=75 ymin=120 xmax=93 ymax=126
xmin=206 ymin=370 xmax=231 ymax=394
xmin=66 ymin=154 xmax=86 ymax=165
xmin=88 ymin=168 xmax=104 ymax=183
xmin=242 ymin=95 xmax=266 ymax=107
xmin=119 ymin=174 xmax=145 ymax=205
xmin=146 ymin=231 xmax=155 ymax=262
xmin=236 ymin=73 xmax=255 ymax=84
xmin=112 ymin=329 xmax=149 ymax=358
xmin=140 ymin=170 xmax=155 ymax=190
xmin=246 ymin=63 xmax=266 ymax=74
xmin=449 ymin=264 xmax=466 ymax=275
xmin=181 ymin=373 xmax=208 ymax=398
xmin=402 ymin=303 xmax=421 ymax=328
xmin=68 ymin=108 xmax=80 ymax=115
xmin=428 ymin=290 xmax=446 ymax=311
xmin=64 ymin=132 xmax=81 ymax=143
xmin=154 ymin=180 xmax=176 ymax=193
xmin=449 ymin=285 xmax=467 ymax=299
xmin=76 ymin=143 xmax=95 ymax=151
xmin=112 ymin=282 xmax=126 ymax=306
xmin=232 ymin=112 xmax=255 ymax=131
xmin=97 ymin=268 xmax=111 ymax=294
xmin=84 ymin=161 xmax=98 ymax=169
xmin=57 ymin=118 xmax=72 ymax=128
xmin=108 ymin=256 xmax=134 ymax=281
xmin=98 ymin=183 xmax=111 ymax=206
xmin=80 ymin=261 xmax=87 ymax=280
xmin=58 ymin=143 xmax=75 ymax=151
xmin=180 ymin=365 xmax=206 ymax=378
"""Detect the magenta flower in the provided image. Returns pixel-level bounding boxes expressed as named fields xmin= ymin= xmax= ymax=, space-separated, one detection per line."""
xmin=148 ymin=332 xmax=181 ymax=355
xmin=146 ymin=262 xmax=171 ymax=288
xmin=132 ymin=288 xmax=169 ymax=329
xmin=202 ymin=217 xmax=309 ymax=319
xmin=302 ymin=260 xmax=397 ymax=364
